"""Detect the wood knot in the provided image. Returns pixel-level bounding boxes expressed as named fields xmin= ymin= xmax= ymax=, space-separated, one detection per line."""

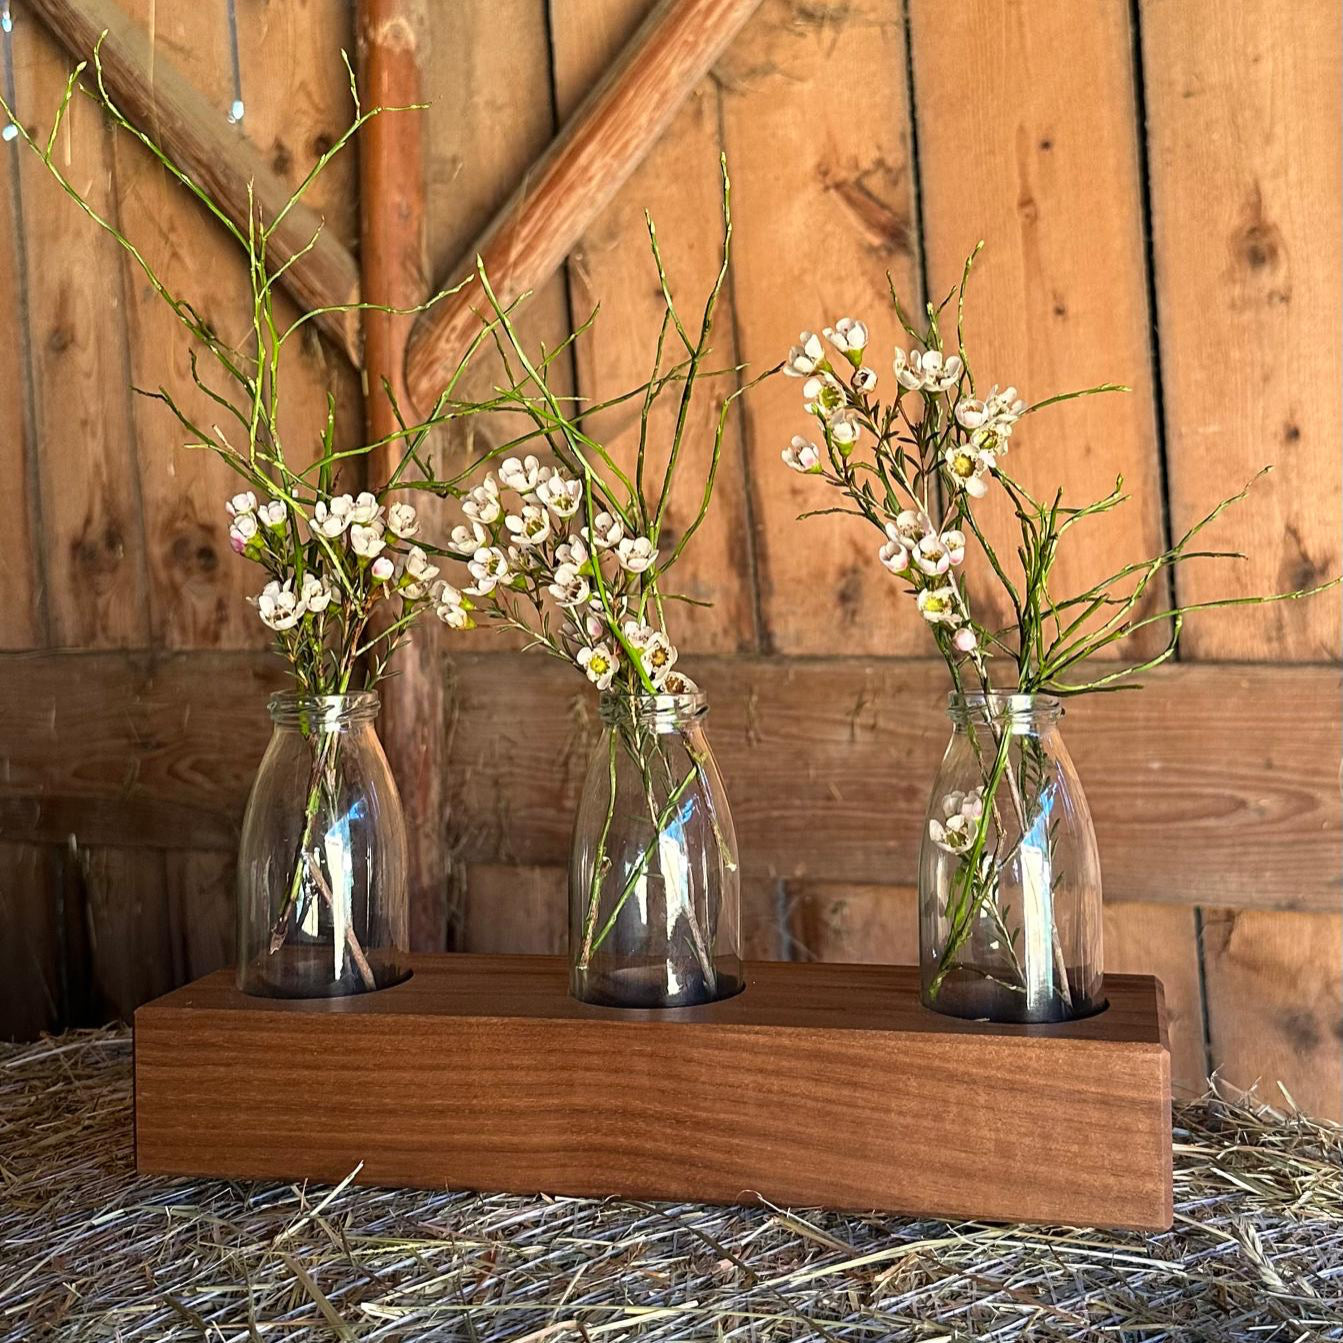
xmin=71 ymin=522 xmax=125 ymax=576
xmin=47 ymin=324 xmax=74 ymax=354
xmin=170 ymin=527 xmax=220 ymax=578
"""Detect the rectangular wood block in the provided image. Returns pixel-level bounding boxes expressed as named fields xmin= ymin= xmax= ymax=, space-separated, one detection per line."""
xmin=134 ymin=954 xmax=1173 ymax=1230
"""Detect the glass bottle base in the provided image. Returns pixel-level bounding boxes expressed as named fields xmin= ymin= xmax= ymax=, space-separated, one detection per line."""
xmin=238 ymin=945 xmax=411 ymax=1000
xmin=922 ymin=965 xmax=1106 ymax=1024
xmin=571 ymin=960 xmax=743 ymax=1010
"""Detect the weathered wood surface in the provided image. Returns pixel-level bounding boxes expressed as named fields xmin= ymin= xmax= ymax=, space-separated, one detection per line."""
xmin=404 ymin=0 xmax=764 ymax=412
xmin=18 ymin=0 xmax=362 ymax=361
xmin=440 ymin=654 xmax=1341 ymax=908
xmin=135 ymin=955 xmax=1173 ymax=1230
xmin=1141 ymin=0 xmax=1342 ymax=660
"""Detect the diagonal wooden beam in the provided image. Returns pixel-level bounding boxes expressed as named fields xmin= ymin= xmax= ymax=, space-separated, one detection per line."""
xmin=403 ymin=0 xmax=764 ymax=414
xmin=20 ymin=0 xmax=363 ymax=364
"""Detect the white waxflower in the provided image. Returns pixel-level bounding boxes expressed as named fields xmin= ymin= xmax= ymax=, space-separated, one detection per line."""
xmin=349 ymin=491 xmax=382 ymax=526
xmin=400 ymin=546 xmax=439 ymax=599
xmin=782 ymin=435 xmax=823 ymax=474
xmin=256 ymin=579 xmax=304 ymax=631
xmin=371 ymin=556 xmax=395 ymax=583
xmin=256 ymin=500 xmax=286 ymax=530
xmin=537 ymin=472 xmax=582 ymax=519
xmin=894 ymin=347 xmax=964 ymax=393
xmin=823 ymin=318 xmax=868 ymax=359
xmin=433 ymin=581 xmax=473 ymax=629
xmin=622 ymin=619 xmax=655 ymax=648
xmin=448 ymin=520 xmax=487 ymax=555
xmin=461 ymin=478 xmax=501 ymax=526
xmin=639 ymin=631 xmax=678 ymax=687
xmin=583 ymin=609 xmax=608 ymax=642
xmin=943 ymin=443 xmax=995 ymax=498
xmin=616 ymin=535 xmax=658 ymax=573
xmin=387 ymin=502 xmax=419 ymax=538
xmin=350 ymin=523 xmax=386 ymax=559
xmin=941 ymin=529 xmax=966 ymax=566
xmin=784 ymin=330 xmax=825 ymax=378
xmin=583 ymin=511 xmax=624 ymax=550
xmin=878 ymin=524 xmax=911 ymax=574
xmin=556 ymin=535 xmax=589 ymax=568
xmin=226 ymin=491 xmax=257 ymax=518
xmin=466 ymin=546 xmax=510 ymax=595
xmin=893 ymin=509 xmax=929 ymax=547
xmin=852 ymin=366 xmax=878 ymax=394
xmin=956 ymin=384 xmax=1025 ymax=454
xmin=828 ymin=409 xmax=863 ymax=450
xmin=312 ymin=495 xmax=354 ymax=538
xmin=952 ymin=626 xmax=979 ymax=653
xmin=299 ymin=571 xmax=334 ymax=614
xmin=548 ymin=563 xmax=590 ymax=607
xmin=577 ymin=642 xmax=620 ymax=691
xmin=229 ymin=512 xmax=259 ymax=554
xmin=944 ymin=787 xmax=985 ymax=824
xmin=917 ymin=586 xmax=960 ymax=625
xmin=803 ymin=373 xmax=844 ymax=419
xmin=661 ymin=671 xmax=699 ymax=695
xmin=505 ymin=504 xmax=553 ymax=548
xmin=914 ymin=534 xmax=953 ymax=577
xmin=929 ymin=812 xmax=975 ymax=855
xmin=498 ymin=454 xmax=542 ymax=494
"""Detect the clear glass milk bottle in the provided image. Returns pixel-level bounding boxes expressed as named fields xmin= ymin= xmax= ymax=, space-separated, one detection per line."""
xmin=919 ymin=692 xmax=1104 ymax=1023
xmin=237 ymin=691 xmax=410 ymax=998
xmin=569 ymin=691 xmax=742 ymax=1008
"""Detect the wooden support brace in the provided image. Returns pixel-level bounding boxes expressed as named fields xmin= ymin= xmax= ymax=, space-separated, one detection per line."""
xmin=19 ymin=0 xmax=363 ymax=363
xmin=403 ymin=0 xmax=765 ymax=414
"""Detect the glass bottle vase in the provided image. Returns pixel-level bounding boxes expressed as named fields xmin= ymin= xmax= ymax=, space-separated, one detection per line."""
xmin=237 ymin=691 xmax=410 ymax=998
xmin=919 ymin=692 xmax=1103 ymax=1023
xmin=569 ymin=692 xmax=742 ymax=1008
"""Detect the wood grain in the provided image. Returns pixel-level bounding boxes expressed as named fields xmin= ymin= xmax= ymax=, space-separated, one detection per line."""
xmin=21 ymin=0 xmax=362 ymax=361
xmin=0 ymin=844 xmax=61 ymax=1040
xmin=135 ymin=954 xmax=1173 ymax=1229
xmin=549 ymin=0 xmax=758 ymax=654
xmin=0 ymin=39 xmax=44 ymax=650
xmin=0 ymin=650 xmax=285 ymax=850
xmin=786 ymin=883 xmax=919 ymax=965
xmin=11 ymin=18 xmax=151 ymax=648
xmin=1202 ymin=909 xmax=1342 ymax=1121
xmin=911 ymin=0 xmax=1167 ymax=656
xmin=439 ymin=653 xmax=1341 ymax=907
xmin=404 ymin=0 xmax=764 ymax=412
xmin=719 ymin=0 xmax=923 ymax=654
xmin=1141 ymin=0 xmax=1342 ymax=659
xmin=1105 ymin=901 xmax=1206 ymax=1099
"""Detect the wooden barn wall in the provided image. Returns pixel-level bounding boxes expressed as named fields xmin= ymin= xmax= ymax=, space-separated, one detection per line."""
xmin=0 ymin=0 xmax=1339 ymax=1117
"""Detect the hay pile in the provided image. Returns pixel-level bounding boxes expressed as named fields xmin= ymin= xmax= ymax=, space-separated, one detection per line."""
xmin=1 ymin=1029 xmax=1340 ymax=1340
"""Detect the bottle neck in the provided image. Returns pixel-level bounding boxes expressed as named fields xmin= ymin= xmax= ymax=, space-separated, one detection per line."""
xmin=947 ymin=691 xmax=1062 ymax=731
xmin=599 ymin=691 xmax=708 ymax=733
xmin=268 ymin=690 xmax=380 ymax=731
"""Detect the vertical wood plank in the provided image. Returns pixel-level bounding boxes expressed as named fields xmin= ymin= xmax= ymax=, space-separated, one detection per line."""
xmin=164 ymin=848 xmax=235 ymax=983
xmin=1142 ymin=0 xmax=1342 ymax=659
xmin=0 ymin=843 xmax=61 ymax=1040
xmin=549 ymin=0 xmax=756 ymax=654
xmin=10 ymin=19 xmax=151 ymax=648
xmin=1203 ymin=909 xmax=1342 ymax=1121
xmin=460 ymin=864 xmax=567 ymax=955
xmin=785 ymin=883 xmax=919 ymax=965
xmin=0 ymin=44 xmax=43 ymax=650
xmin=719 ymin=0 xmax=923 ymax=654
xmin=1104 ymin=901 xmax=1206 ymax=1098
xmin=910 ymin=0 xmax=1166 ymax=653
xmin=741 ymin=877 xmax=785 ymax=961
xmin=113 ymin=0 xmax=267 ymax=649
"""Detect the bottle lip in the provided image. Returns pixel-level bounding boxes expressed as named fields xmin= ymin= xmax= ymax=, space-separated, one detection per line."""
xmin=947 ymin=691 xmax=1062 ymax=723
xmin=267 ymin=690 xmax=380 ymax=727
xmin=599 ymin=690 xmax=708 ymax=725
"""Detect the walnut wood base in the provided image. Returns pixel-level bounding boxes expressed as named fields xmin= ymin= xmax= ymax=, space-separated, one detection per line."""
xmin=133 ymin=955 xmax=1173 ymax=1230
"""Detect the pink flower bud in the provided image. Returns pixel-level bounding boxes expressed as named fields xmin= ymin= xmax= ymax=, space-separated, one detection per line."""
xmin=952 ymin=627 xmax=978 ymax=653
xmin=371 ymin=556 xmax=395 ymax=583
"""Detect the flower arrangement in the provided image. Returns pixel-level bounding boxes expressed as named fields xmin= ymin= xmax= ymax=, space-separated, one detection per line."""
xmin=435 ymin=166 xmax=763 ymax=1004
xmin=782 ymin=246 xmax=1337 ymax=1017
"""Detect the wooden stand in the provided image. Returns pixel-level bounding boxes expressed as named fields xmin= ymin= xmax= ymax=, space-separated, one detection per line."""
xmin=134 ymin=955 xmax=1172 ymax=1230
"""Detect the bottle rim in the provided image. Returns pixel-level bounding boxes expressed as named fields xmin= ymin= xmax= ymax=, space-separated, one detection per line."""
xmin=267 ymin=689 xmax=380 ymax=727
xmin=947 ymin=690 xmax=1062 ymax=723
xmin=599 ymin=690 xmax=708 ymax=725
